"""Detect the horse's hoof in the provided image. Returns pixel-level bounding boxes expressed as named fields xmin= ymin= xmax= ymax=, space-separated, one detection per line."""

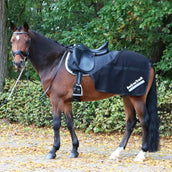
xmin=69 ymin=152 xmax=79 ymax=158
xmin=46 ymin=153 xmax=56 ymax=159
xmin=109 ymin=147 xmax=124 ymax=160
xmin=109 ymin=153 xmax=119 ymax=160
xmin=134 ymin=156 xmax=145 ymax=162
xmin=134 ymin=150 xmax=146 ymax=162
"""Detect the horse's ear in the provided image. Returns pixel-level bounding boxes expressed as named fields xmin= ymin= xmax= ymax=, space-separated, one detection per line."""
xmin=10 ymin=22 xmax=17 ymax=32
xmin=23 ymin=22 xmax=29 ymax=32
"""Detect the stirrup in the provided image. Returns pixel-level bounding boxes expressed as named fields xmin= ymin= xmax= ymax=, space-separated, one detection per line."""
xmin=72 ymin=84 xmax=83 ymax=97
xmin=72 ymin=84 xmax=83 ymax=102
xmin=72 ymin=72 xmax=83 ymax=102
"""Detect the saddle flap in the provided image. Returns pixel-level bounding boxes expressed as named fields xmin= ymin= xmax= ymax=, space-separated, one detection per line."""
xmin=78 ymin=52 xmax=95 ymax=72
xmin=73 ymin=47 xmax=95 ymax=72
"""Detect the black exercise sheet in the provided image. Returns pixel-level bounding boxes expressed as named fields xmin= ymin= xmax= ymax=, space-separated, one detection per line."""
xmin=90 ymin=50 xmax=151 ymax=96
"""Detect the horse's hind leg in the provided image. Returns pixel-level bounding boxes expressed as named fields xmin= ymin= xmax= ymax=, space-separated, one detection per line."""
xmin=64 ymin=102 xmax=79 ymax=158
xmin=130 ymin=97 xmax=149 ymax=161
xmin=110 ymin=96 xmax=137 ymax=160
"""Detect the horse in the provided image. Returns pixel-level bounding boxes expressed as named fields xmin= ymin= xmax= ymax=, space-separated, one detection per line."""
xmin=10 ymin=22 xmax=159 ymax=162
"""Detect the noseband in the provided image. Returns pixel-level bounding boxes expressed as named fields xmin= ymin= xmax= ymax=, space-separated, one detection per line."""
xmin=12 ymin=32 xmax=31 ymax=61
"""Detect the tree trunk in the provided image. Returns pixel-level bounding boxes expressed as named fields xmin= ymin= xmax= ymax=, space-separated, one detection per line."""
xmin=151 ymin=14 xmax=172 ymax=64
xmin=151 ymin=39 xmax=165 ymax=63
xmin=0 ymin=0 xmax=8 ymax=92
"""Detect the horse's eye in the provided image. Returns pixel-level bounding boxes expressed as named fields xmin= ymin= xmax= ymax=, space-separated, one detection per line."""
xmin=26 ymin=40 xmax=30 ymax=44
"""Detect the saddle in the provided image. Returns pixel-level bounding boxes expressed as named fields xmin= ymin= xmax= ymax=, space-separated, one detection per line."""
xmin=72 ymin=42 xmax=109 ymax=72
xmin=68 ymin=42 xmax=109 ymax=101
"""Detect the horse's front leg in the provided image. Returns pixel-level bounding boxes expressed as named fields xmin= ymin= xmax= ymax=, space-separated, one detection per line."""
xmin=46 ymin=109 xmax=61 ymax=159
xmin=64 ymin=102 xmax=79 ymax=158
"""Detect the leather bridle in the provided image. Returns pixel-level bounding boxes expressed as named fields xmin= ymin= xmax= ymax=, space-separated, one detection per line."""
xmin=11 ymin=32 xmax=31 ymax=61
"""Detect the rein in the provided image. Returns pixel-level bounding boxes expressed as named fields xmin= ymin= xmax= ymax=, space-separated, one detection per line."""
xmin=39 ymin=50 xmax=68 ymax=99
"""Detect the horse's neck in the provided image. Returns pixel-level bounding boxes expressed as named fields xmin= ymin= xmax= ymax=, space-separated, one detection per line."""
xmin=28 ymin=30 xmax=66 ymax=77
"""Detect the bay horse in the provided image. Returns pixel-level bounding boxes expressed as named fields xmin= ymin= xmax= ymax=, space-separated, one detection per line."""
xmin=10 ymin=22 xmax=159 ymax=161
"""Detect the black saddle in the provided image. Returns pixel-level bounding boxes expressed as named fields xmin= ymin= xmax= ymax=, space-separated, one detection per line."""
xmin=67 ymin=41 xmax=110 ymax=101
xmin=72 ymin=42 xmax=109 ymax=72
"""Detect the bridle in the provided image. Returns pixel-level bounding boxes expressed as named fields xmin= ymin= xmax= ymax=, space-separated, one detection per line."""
xmin=11 ymin=32 xmax=31 ymax=61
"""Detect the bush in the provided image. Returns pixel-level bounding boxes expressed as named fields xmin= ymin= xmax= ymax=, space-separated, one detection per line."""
xmin=0 ymin=78 xmax=171 ymax=136
xmin=0 ymin=79 xmax=53 ymax=126
xmin=156 ymin=77 xmax=172 ymax=136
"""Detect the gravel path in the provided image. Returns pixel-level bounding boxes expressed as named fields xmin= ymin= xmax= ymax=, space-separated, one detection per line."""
xmin=0 ymin=120 xmax=171 ymax=172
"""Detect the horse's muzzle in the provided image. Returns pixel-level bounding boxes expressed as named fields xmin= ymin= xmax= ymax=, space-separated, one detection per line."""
xmin=13 ymin=60 xmax=25 ymax=69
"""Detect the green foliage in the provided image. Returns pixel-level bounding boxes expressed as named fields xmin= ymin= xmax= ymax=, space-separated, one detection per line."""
xmin=41 ymin=0 xmax=96 ymax=34
xmin=0 ymin=79 xmax=171 ymax=136
xmin=156 ymin=43 xmax=172 ymax=77
xmin=157 ymin=77 xmax=172 ymax=136
xmin=0 ymin=79 xmax=53 ymax=126
xmin=8 ymin=0 xmax=171 ymax=79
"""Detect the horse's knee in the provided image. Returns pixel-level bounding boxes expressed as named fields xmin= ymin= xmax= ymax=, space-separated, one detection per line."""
xmin=53 ymin=115 xmax=61 ymax=131
xmin=66 ymin=119 xmax=72 ymax=130
xmin=65 ymin=114 xmax=74 ymax=131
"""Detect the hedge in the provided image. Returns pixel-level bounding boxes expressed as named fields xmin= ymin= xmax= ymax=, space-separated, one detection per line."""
xmin=0 ymin=77 xmax=171 ymax=136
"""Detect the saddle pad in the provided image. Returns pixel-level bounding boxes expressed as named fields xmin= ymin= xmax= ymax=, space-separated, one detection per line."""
xmin=90 ymin=50 xmax=151 ymax=96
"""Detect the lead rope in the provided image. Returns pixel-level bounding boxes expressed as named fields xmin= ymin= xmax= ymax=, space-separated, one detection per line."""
xmin=0 ymin=64 xmax=26 ymax=108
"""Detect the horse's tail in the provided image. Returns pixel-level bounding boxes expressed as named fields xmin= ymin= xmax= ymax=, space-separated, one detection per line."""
xmin=146 ymin=70 xmax=159 ymax=152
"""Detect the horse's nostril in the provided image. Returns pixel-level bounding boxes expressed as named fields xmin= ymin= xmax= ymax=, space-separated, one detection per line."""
xmin=19 ymin=60 xmax=24 ymax=65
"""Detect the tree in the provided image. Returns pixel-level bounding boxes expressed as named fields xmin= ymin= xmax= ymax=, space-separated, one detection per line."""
xmin=0 ymin=0 xmax=8 ymax=92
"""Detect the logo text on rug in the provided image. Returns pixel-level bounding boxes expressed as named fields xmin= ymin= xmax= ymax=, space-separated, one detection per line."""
xmin=127 ymin=77 xmax=145 ymax=92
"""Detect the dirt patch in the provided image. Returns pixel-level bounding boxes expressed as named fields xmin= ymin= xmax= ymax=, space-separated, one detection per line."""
xmin=0 ymin=121 xmax=171 ymax=171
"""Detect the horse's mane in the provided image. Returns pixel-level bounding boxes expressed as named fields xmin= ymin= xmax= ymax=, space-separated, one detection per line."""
xmin=30 ymin=30 xmax=66 ymax=48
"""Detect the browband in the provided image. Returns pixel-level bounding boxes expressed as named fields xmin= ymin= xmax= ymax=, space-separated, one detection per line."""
xmin=13 ymin=32 xmax=29 ymax=35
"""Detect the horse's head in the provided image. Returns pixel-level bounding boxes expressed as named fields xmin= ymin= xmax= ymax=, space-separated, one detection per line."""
xmin=10 ymin=22 xmax=31 ymax=69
